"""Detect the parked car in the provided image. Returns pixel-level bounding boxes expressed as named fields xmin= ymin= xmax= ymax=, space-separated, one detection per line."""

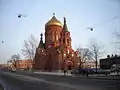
xmin=71 ymin=68 xmax=110 ymax=76
xmin=9 ymin=68 xmax=16 ymax=72
xmin=110 ymin=64 xmax=120 ymax=76
xmin=90 ymin=68 xmax=110 ymax=75
xmin=71 ymin=68 xmax=96 ymax=76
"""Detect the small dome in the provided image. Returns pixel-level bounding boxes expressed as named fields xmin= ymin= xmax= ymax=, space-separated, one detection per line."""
xmin=45 ymin=16 xmax=62 ymax=27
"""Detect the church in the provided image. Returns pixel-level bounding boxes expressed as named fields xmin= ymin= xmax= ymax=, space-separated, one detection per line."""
xmin=33 ymin=14 xmax=79 ymax=71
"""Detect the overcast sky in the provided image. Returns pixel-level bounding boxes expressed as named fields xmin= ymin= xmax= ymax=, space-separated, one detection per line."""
xmin=0 ymin=0 xmax=120 ymax=63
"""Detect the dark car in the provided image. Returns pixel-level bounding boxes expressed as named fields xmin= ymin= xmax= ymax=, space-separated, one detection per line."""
xmin=90 ymin=68 xmax=110 ymax=75
xmin=71 ymin=68 xmax=91 ymax=76
xmin=97 ymin=69 xmax=110 ymax=75
xmin=87 ymin=68 xmax=96 ymax=74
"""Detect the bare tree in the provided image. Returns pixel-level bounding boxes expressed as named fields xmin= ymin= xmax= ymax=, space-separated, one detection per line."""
xmin=114 ymin=32 xmax=120 ymax=52
xmin=21 ymin=34 xmax=38 ymax=60
xmin=77 ymin=47 xmax=92 ymax=68
xmin=116 ymin=32 xmax=120 ymax=37
xmin=88 ymin=40 xmax=104 ymax=72
xmin=10 ymin=54 xmax=20 ymax=68
xmin=115 ymin=32 xmax=120 ymax=42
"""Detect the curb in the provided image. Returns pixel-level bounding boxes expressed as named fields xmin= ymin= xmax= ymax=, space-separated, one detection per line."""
xmin=34 ymin=72 xmax=120 ymax=81
xmin=72 ymin=75 xmax=120 ymax=81
xmin=87 ymin=77 xmax=120 ymax=81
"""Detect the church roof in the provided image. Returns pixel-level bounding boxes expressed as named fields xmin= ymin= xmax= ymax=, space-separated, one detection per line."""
xmin=45 ymin=14 xmax=62 ymax=27
xmin=62 ymin=17 xmax=68 ymax=32
xmin=38 ymin=41 xmax=45 ymax=48
xmin=38 ymin=33 xmax=45 ymax=48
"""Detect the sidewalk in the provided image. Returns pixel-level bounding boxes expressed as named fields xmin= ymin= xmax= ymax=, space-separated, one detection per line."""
xmin=87 ymin=75 xmax=120 ymax=80
xmin=34 ymin=71 xmax=120 ymax=80
xmin=34 ymin=71 xmax=71 ymax=76
xmin=73 ymin=74 xmax=120 ymax=80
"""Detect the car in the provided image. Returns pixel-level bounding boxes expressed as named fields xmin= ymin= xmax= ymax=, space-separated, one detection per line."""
xmin=9 ymin=68 xmax=16 ymax=72
xmin=71 ymin=68 xmax=91 ymax=76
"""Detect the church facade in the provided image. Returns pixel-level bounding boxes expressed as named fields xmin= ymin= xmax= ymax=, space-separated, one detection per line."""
xmin=33 ymin=14 xmax=79 ymax=71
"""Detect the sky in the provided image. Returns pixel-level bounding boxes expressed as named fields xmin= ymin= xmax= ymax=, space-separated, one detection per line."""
xmin=0 ymin=0 xmax=120 ymax=64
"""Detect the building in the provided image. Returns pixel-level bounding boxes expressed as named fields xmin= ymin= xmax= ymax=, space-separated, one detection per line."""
xmin=77 ymin=48 xmax=99 ymax=69
xmin=100 ymin=54 xmax=120 ymax=69
xmin=0 ymin=64 xmax=7 ymax=70
xmin=8 ymin=60 xmax=33 ymax=69
xmin=33 ymin=14 xmax=79 ymax=71
xmin=82 ymin=61 xmax=100 ymax=69
xmin=15 ymin=60 xmax=33 ymax=69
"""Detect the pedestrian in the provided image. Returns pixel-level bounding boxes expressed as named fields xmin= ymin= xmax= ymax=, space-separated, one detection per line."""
xmin=86 ymin=70 xmax=89 ymax=77
xmin=64 ymin=70 xmax=66 ymax=75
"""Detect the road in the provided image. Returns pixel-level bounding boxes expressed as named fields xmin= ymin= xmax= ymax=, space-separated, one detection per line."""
xmin=0 ymin=71 xmax=120 ymax=90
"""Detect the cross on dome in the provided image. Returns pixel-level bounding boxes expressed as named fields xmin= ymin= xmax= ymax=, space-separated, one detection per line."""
xmin=53 ymin=13 xmax=55 ymax=16
xmin=40 ymin=33 xmax=43 ymax=37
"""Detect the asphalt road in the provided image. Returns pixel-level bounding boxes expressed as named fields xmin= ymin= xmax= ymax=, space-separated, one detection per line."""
xmin=0 ymin=71 xmax=120 ymax=90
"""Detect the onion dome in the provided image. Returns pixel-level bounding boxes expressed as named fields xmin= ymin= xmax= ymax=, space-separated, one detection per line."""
xmin=45 ymin=13 xmax=62 ymax=27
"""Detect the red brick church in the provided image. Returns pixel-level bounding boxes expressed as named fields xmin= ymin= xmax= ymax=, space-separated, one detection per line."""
xmin=33 ymin=14 xmax=79 ymax=71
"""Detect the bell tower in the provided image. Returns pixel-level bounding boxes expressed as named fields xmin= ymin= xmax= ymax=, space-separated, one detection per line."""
xmin=60 ymin=17 xmax=72 ymax=48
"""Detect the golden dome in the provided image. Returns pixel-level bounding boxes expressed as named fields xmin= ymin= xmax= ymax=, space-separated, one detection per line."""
xmin=45 ymin=15 xmax=62 ymax=27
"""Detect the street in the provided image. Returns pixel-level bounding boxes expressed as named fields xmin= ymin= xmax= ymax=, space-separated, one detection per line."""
xmin=0 ymin=71 xmax=120 ymax=90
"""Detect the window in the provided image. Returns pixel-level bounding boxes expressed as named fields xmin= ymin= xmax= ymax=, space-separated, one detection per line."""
xmin=49 ymin=36 xmax=52 ymax=41
xmin=59 ymin=39 xmax=61 ymax=42
xmin=68 ymin=49 xmax=69 ymax=54
xmin=67 ymin=39 xmax=69 ymax=45
xmin=63 ymin=39 xmax=65 ymax=43
xmin=52 ymin=32 xmax=54 ymax=41
xmin=56 ymin=35 xmax=58 ymax=40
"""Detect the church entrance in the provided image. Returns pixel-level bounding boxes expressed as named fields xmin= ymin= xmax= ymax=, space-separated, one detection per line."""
xmin=68 ymin=64 xmax=72 ymax=70
xmin=65 ymin=60 xmax=73 ymax=70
